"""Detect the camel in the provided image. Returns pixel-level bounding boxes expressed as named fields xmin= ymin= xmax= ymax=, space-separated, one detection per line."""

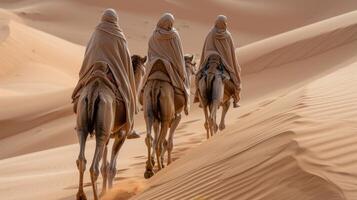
xmin=127 ymin=55 xmax=147 ymax=139
xmin=143 ymin=55 xmax=196 ymax=179
xmin=196 ymin=54 xmax=233 ymax=139
xmin=75 ymin=55 xmax=146 ymax=200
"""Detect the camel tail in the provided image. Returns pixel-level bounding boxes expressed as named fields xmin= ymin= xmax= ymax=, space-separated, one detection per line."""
xmin=207 ymin=74 xmax=215 ymax=103
xmin=87 ymin=80 xmax=100 ymax=135
xmin=151 ymin=81 xmax=161 ymax=121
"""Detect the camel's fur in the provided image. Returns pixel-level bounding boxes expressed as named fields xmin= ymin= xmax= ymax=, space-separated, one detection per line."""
xmin=143 ymin=55 xmax=196 ymax=179
xmin=75 ymin=55 xmax=146 ymax=200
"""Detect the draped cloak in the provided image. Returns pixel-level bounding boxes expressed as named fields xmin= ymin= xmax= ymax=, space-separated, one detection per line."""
xmin=72 ymin=9 xmax=136 ymax=132
xmin=141 ymin=13 xmax=190 ymax=106
xmin=198 ymin=15 xmax=242 ymax=93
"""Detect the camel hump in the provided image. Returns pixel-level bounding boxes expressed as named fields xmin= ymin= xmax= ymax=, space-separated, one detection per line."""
xmin=151 ymin=59 xmax=168 ymax=75
xmin=148 ymin=59 xmax=171 ymax=82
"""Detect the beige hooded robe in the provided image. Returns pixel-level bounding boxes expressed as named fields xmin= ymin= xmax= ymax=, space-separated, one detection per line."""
xmin=198 ymin=15 xmax=241 ymax=97
xmin=72 ymin=8 xmax=136 ymax=132
xmin=142 ymin=13 xmax=190 ymax=108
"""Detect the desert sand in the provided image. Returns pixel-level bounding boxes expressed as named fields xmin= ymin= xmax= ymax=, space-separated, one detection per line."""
xmin=0 ymin=1 xmax=357 ymax=200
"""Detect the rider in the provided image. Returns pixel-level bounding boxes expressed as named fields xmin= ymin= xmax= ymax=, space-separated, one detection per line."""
xmin=72 ymin=8 xmax=138 ymax=138
xmin=198 ymin=15 xmax=242 ymax=108
xmin=142 ymin=13 xmax=190 ymax=115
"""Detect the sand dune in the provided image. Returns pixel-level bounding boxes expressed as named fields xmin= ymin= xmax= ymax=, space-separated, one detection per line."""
xmin=2 ymin=0 xmax=357 ymax=54
xmin=133 ymin=62 xmax=357 ymax=200
xmin=0 ymin=11 xmax=82 ymax=158
xmin=1 ymin=1 xmax=357 ymax=200
xmin=130 ymin=11 xmax=357 ymax=200
xmin=240 ymin=11 xmax=357 ymax=102
xmin=239 ymin=11 xmax=357 ymax=74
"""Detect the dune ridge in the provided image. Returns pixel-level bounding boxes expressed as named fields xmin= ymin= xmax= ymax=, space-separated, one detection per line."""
xmin=132 ymin=49 xmax=357 ymax=200
xmin=0 ymin=1 xmax=357 ymax=200
xmin=239 ymin=11 xmax=357 ymax=74
xmin=130 ymin=11 xmax=357 ymax=200
xmin=3 ymin=0 xmax=357 ymax=51
xmin=0 ymin=13 xmax=82 ymax=158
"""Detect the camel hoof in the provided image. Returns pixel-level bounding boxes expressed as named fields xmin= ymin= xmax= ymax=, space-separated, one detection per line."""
xmin=76 ymin=191 xmax=87 ymax=200
xmin=219 ymin=123 xmax=225 ymax=131
xmin=144 ymin=170 xmax=155 ymax=179
xmin=214 ymin=124 xmax=219 ymax=133
xmin=204 ymin=123 xmax=209 ymax=130
xmin=127 ymin=130 xmax=140 ymax=139
xmin=99 ymin=191 xmax=106 ymax=198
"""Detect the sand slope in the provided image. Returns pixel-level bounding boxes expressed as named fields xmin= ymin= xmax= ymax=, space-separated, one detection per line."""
xmin=0 ymin=11 xmax=83 ymax=158
xmin=2 ymin=0 xmax=357 ymax=54
xmin=132 ymin=64 xmax=357 ymax=199
xmin=0 ymin=1 xmax=357 ymax=200
xmin=131 ymin=11 xmax=357 ymax=200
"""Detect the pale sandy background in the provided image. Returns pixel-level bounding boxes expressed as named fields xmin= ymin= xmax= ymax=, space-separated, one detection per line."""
xmin=0 ymin=1 xmax=357 ymax=200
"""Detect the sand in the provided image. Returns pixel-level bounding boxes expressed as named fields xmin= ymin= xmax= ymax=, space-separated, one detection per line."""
xmin=0 ymin=1 xmax=357 ymax=200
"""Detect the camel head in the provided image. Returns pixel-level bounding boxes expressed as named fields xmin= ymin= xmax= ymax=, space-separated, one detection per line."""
xmin=131 ymin=55 xmax=147 ymax=74
xmin=131 ymin=54 xmax=147 ymax=91
xmin=184 ymin=54 xmax=197 ymax=77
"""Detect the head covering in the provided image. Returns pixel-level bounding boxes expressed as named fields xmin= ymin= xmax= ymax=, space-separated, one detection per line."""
xmin=72 ymin=8 xmax=137 ymax=132
xmin=157 ymin=13 xmax=174 ymax=31
xmin=96 ymin=8 xmax=125 ymax=39
xmin=215 ymin=15 xmax=227 ymax=30
xmin=101 ymin=8 xmax=118 ymax=23
xmin=141 ymin=12 xmax=190 ymax=107
xmin=153 ymin=13 xmax=178 ymax=40
xmin=198 ymin=15 xmax=241 ymax=89
xmin=213 ymin=15 xmax=231 ymax=40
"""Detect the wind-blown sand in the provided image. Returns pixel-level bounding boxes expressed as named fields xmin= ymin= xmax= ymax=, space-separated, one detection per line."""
xmin=1 ymin=1 xmax=357 ymax=200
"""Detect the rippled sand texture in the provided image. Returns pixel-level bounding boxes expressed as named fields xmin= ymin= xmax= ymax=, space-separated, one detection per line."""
xmin=1 ymin=1 xmax=357 ymax=200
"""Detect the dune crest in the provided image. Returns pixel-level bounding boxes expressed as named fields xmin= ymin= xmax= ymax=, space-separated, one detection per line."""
xmin=239 ymin=11 xmax=357 ymax=74
xmin=132 ymin=48 xmax=357 ymax=200
xmin=1 ymin=1 xmax=357 ymax=200
xmin=131 ymin=11 xmax=357 ymax=200
xmin=0 ymin=13 xmax=83 ymax=158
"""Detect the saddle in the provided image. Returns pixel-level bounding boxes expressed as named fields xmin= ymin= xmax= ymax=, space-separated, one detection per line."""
xmin=197 ymin=55 xmax=230 ymax=82
xmin=72 ymin=62 xmax=122 ymax=113
xmin=194 ymin=55 xmax=231 ymax=103
xmin=148 ymin=60 xmax=171 ymax=83
xmin=139 ymin=60 xmax=184 ymax=105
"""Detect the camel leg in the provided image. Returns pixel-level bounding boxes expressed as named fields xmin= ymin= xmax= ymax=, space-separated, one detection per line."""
xmin=161 ymin=139 xmax=167 ymax=168
xmin=167 ymin=113 xmax=181 ymax=165
xmin=99 ymin=145 xmax=109 ymax=197
xmin=202 ymin=105 xmax=211 ymax=139
xmin=211 ymin=76 xmax=224 ymax=135
xmin=198 ymin=76 xmax=210 ymax=139
xmin=108 ymin=131 xmax=126 ymax=188
xmin=210 ymin=101 xmax=220 ymax=134
xmin=76 ymin=97 xmax=89 ymax=200
xmin=144 ymin=118 xmax=155 ymax=179
xmin=151 ymin=120 xmax=159 ymax=166
xmin=208 ymin=114 xmax=215 ymax=137
xmin=90 ymin=98 xmax=112 ymax=200
xmin=90 ymin=132 xmax=108 ymax=200
xmin=76 ymin=129 xmax=88 ymax=200
xmin=219 ymin=100 xmax=231 ymax=131
xmin=154 ymin=81 xmax=174 ymax=171
xmin=156 ymin=121 xmax=170 ymax=170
